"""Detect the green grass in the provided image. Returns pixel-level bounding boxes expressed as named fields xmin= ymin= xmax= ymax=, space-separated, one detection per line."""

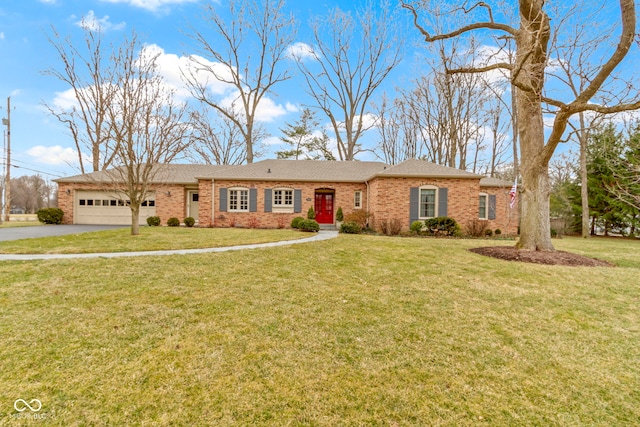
xmin=1 ymin=235 xmax=639 ymax=425
xmin=0 ymin=227 xmax=305 ymax=254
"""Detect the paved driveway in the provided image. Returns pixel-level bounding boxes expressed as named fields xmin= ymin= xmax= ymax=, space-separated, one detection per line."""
xmin=0 ymin=225 xmax=127 ymax=242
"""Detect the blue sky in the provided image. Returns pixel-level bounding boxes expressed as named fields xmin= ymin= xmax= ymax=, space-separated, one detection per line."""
xmin=0 ymin=0 xmax=636 ymax=179
xmin=0 ymin=0 xmax=418 ymax=179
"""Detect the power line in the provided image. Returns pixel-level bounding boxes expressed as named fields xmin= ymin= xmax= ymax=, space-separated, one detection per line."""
xmin=10 ymin=164 xmax=65 ymax=178
xmin=10 ymin=159 xmax=68 ymax=178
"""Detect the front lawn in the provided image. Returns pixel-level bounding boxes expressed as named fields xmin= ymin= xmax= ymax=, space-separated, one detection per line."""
xmin=1 ymin=235 xmax=638 ymax=425
xmin=0 ymin=227 xmax=305 ymax=254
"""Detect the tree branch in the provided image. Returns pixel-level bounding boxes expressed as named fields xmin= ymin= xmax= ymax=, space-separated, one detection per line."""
xmin=400 ymin=1 xmax=517 ymax=41
xmin=447 ymin=62 xmax=512 ymax=75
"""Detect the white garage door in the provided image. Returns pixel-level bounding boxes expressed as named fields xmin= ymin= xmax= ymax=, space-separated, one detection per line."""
xmin=75 ymin=191 xmax=156 ymax=225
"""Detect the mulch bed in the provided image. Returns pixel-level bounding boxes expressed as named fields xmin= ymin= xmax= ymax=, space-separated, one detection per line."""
xmin=469 ymin=246 xmax=614 ymax=267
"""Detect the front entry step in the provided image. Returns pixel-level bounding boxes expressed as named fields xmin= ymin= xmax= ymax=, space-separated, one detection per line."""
xmin=319 ymin=224 xmax=337 ymax=231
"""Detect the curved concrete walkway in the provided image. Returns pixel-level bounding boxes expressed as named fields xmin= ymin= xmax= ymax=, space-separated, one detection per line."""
xmin=0 ymin=230 xmax=339 ymax=261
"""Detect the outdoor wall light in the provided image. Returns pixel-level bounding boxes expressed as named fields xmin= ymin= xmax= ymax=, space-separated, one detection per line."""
xmin=66 ymin=189 xmax=71 ymax=195
xmin=166 ymin=191 xmax=171 ymax=196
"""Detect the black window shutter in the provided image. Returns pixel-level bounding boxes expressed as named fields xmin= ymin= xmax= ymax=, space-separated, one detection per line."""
xmin=409 ymin=187 xmax=419 ymax=227
xmin=249 ymin=188 xmax=258 ymax=212
xmin=293 ymin=189 xmax=302 ymax=213
xmin=438 ymin=188 xmax=448 ymax=217
xmin=488 ymin=194 xmax=497 ymax=220
xmin=219 ymin=188 xmax=227 ymax=212
xmin=264 ymin=189 xmax=272 ymax=212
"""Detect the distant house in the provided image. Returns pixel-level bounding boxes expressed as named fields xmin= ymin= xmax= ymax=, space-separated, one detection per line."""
xmin=55 ymin=159 xmax=518 ymax=234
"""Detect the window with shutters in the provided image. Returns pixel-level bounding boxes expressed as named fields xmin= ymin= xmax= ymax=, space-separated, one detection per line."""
xmin=229 ymin=188 xmax=249 ymax=212
xmin=419 ymin=186 xmax=438 ymax=219
xmin=273 ymin=189 xmax=293 ymax=207
xmin=272 ymin=188 xmax=294 ymax=213
xmin=479 ymin=193 xmax=488 ymax=220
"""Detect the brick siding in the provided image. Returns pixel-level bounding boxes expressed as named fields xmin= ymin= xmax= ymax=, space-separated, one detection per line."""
xmin=58 ymin=176 xmax=518 ymax=234
xmin=202 ymin=180 xmax=368 ymax=228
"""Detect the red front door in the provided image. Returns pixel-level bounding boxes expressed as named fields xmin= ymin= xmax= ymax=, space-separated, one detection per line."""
xmin=315 ymin=192 xmax=334 ymax=224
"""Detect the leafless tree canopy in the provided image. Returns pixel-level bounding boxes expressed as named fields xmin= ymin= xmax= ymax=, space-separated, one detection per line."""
xmin=9 ymin=175 xmax=56 ymax=213
xmin=44 ymin=26 xmax=118 ymax=173
xmin=104 ymin=33 xmax=191 ymax=235
xmin=374 ymin=39 xmax=511 ymax=175
xmin=47 ymin=27 xmax=190 ymax=235
xmin=183 ymin=0 xmax=296 ymax=164
xmin=187 ymin=108 xmax=248 ymax=166
xmin=294 ymin=1 xmax=403 ymax=161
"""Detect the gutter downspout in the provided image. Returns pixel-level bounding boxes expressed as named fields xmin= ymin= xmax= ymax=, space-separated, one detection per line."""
xmin=212 ymin=180 xmax=216 ymax=227
xmin=365 ymin=180 xmax=370 ymax=228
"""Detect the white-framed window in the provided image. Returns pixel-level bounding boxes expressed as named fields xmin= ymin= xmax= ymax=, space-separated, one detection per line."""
xmin=229 ymin=188 xmax=249 ymax=212
xmin=354 ymin=191 xmax=362 ymax=209
xmin=419 ymin=186 xmax=438 ymax=219
xmin=479 ymin=193 xmax=488 ymax=220
xmin=273 ymin=189 xmax=293 ymax=207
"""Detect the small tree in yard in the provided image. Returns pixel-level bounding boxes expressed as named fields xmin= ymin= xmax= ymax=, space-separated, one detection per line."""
xmin=100 ymin=33 xmax=190 ymax=235
xmin=402 ymin=0 xmax=640 ymax=251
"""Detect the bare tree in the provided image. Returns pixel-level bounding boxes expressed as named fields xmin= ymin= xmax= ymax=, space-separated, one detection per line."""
xmin=373 ymin=94 xmax=417 ymax=165
xmin=44 ymin=24 xmax=118 ymax=173
xmin=10 ymin=175 xmax=53 ymax=213
xmin=188 ymin=107 xmax=248 ymax=165
xmin=294 ymin=2 xmax=402 ymax=161
xmin=183 ymin=0 xmax=296 ymax=163
xmin=547 ymin=4 xmax=623 ymax=238
xmin=105 ymin=35 xmax=191 ymax=235
xmin=395 ymin=55 xmax=491 ymax=170
xmin=482 ymin=94 xmax=511 ymax=177
xmin=402 ymin=0 xmax=640 ymax=251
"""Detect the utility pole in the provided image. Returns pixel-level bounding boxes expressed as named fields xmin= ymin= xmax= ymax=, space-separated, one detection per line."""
xmin=2 ymin=96 xmax=10 ymax=223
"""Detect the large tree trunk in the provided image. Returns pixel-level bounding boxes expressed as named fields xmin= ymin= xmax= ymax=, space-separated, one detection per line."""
xmin=515 ymin=89 xmax=553 ymax=250
xmin=517 ymin=157 xmax=553 ymax=250
xmin=514 ymin=1 xmax=554 ymax=251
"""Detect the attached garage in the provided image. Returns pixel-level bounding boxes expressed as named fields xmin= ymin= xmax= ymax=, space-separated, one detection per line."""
xmin=74 ymin=191 xmax=156 ymax=225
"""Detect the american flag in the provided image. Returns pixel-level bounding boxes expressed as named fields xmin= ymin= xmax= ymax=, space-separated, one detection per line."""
xmin=509 ymin=178 xmax=518 ymax=209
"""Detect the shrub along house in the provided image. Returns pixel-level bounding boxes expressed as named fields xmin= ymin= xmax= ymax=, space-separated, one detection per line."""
xmin=55 ymin=159 xmax=518 ymax=234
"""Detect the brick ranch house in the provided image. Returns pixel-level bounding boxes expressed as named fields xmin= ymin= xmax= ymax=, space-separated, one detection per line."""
xmin=55 ymin=158 xmax=518 ymax=234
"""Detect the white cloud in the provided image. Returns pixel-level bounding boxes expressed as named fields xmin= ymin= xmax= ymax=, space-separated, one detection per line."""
xmin=52 ymin=88 xmax=81 ymax=111
xmin=263 ymin=136 xmax=281 ymax=146
xmin=285 ymin=103 xmax=299 ymax=113
xmin=0 ymin=32 xmax=4 ymax=40
xmin=286 ymin=42 xmax=317 ymax=61
xmin=145 ymin=45 xmax=234 ymax=99
xmin=27 ymin=145 xmax=87 ymax=167
xmin=331 ymin=114 xmax=378 ymax=132
xmin=99 ymin=0 xmax=199 ymax=13
xmin=50 ymin=43 xmax=295 ymax=123
xmin=471 ymin=45 xmax=512 ymax=91
xmin=40 ymin=0 xmax=57 ymax=3
xmin=220 ymin=90 xmax=291 ymax=123
xmin=76 ymin=10 xmax=126 ymax=32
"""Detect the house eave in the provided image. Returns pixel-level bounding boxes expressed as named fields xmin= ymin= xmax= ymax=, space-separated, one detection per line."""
xmin=196 ymin=176 xmax=367 ymax=183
